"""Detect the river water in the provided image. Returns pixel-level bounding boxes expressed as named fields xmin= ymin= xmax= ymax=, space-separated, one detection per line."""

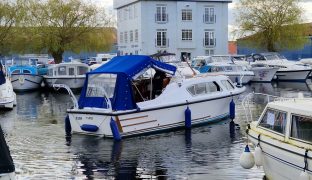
xmin=1 ymin=81 xmax=312 ymax=179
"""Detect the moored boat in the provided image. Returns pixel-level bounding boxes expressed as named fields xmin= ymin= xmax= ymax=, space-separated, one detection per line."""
xmin=7 ymin=59 xmax=44 ymax=92
xmin=241 ymin=93 xmax=312 ymax=179
xmin=0 ymin=63 xmax=16 ymax=109
xmin=192 ymin=56 xmax=254 ymax=84
xmin=232 ymin=55 xmax=279 ymax=82
xmin=59 ymin=55 xmax=245 ymax=139
xmin=250 ymin=53 xmax=312 ymax=82
xmin=43 ymin=61 xmax=89 ymax=90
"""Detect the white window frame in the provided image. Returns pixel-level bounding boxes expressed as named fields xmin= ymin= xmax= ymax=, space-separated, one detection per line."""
xmin=182 ymin=29 xmax=192 ymax=41
xmin=156 ymin=29 xmax=167 ymax=47
xmin=130 ymin=30 xmax=134 ymax=42
xmin=182 ymin=9 xmax=192 ymax=21
xmin=135 ymin=29 xmax=139 ymax=42
xmin=205 ymin=49 xmax=215 ymax=56
xmin=119 ymin=32 xmax=124 ymax=44
xmin=156 ymin=5 xmax=168 ymax=23
xmin=124 ymin=31 xmax=128 ymax=43
xmin=204 ymin=7 xmax=215 ymax=23
xmin=204 ymin=30 xmax=216 ymax=47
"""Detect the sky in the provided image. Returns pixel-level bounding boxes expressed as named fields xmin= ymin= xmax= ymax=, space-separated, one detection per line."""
xmin=95 ymin=0 xmax=312 ymax=40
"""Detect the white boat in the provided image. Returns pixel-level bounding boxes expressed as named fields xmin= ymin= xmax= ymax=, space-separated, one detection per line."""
xmin=0 ymin=63 xmax=16 ymax=109
xmin=192 ymin=56 xmax=254 ymax=84
xmin=43 ymin=61 xmax=89 ymax=90
xmin=250 ymin=53 xmax=312 ymax=82
xmin=300 ymin=58 xmax=312 ymax=65
xmin=57 ymin=55 xmax=245 ymax=139
xmin=7 ymin=59 xmax=45 ymax=91
xmin=232 ymin=55 xmax=278 ymax=82
xmin=242 ymin=93 xmax=312 ymax=180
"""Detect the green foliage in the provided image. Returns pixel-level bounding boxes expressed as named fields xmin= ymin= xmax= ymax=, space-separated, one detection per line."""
xmin=25 ymin=0 xmax=114 ymax=63
xmin=0 ymin=0 xmax=23 ymax=55
xmin=235 ymin=0 xmax=308 ymax=52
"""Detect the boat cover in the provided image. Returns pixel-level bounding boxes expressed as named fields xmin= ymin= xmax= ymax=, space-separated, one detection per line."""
xmin=78 ymin=55 xmax=176 ymax=111
xmin=0 ymin=125 xmax=15 ymax=174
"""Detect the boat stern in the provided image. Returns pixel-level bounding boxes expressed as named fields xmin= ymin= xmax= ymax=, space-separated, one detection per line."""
xmin=67 ymin=110 xmax=114 ymax=137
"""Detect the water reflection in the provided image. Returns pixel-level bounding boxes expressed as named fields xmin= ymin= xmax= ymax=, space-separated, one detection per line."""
xmin=67 ymin=120 xmax=263 ymax=179
xmin=2 ymin=81 xmax=312 ymax=179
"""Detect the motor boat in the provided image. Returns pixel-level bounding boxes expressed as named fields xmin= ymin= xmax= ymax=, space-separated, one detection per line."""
xmin=250 ymin=53 xmax=312 ymax=82
xmin=300 ymin=58 xmax=312 ymax=65
xmin=0 ymin=63 xmax=16 ymax=109
xmin=7 ymin=59 xmax=45 ymax=91
xmin=0 ymin=125 xmax=15 ymax=180
xmin=241 ymin=93 xmax=312 ymax=179
xmin=192 ymin=56 xmax=254 ymax=84
xmin=56 ymin=55 xmax=245 ymax=139
xmin=232 ymin=55 xmax=278 ymax=82
xmin=43 ymin=61 xmax=89 ymax=90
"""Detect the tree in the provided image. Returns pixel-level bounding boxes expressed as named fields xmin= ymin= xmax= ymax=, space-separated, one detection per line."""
xmin=0 ymin=1 xmax=21 ymax=55
xmin=235 ymin=0 xmax=308 ymax=52
xmin=26 ymin=0 xmax=114 ymax=64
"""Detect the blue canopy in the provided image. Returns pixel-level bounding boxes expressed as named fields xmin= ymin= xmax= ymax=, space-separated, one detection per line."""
xmin=78 ymin=55 xmax=177 ymax=111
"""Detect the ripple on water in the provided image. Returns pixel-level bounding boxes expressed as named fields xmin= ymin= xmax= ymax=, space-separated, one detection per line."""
xmin=2 ymin=82 xmax=311 ymax=179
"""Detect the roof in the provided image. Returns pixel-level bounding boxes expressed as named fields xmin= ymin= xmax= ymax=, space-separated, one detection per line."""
xmin=268 ymin=99 xmax=312 ymax=117
xmin=114 ymin=0 xmax=232 ymax=9
xmin=89 ymin=55 xmax=176 ymax=79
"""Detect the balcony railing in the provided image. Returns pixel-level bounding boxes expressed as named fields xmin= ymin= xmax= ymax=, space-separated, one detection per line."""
xmin=155 ymin=14 xmax=169 ymax=23
xmin=203 ymin=38 xmax=216 ymax=47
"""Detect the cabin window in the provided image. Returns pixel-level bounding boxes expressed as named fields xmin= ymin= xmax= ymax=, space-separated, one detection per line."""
xmin=187 ymin=85 xmax=196 ymax=95
xmin=86 ymin=74 xmax=117 ymax=98
xmin=259 ymin=109 xmax=287 ymax=134
xmin=206 ymin=82 xmax=220 ymax=92
xmin=78 ymin=66 xmax=88 ymax=75
xmin=69 ymin=68 xmax=75 ymax=76
xmin=48 ymin=69 xmax=53 ymax=76
xmin=195 ymin=83 xmax=206 ymax=95
xmin=58 ymin=66 xmax=67 ymax=76
xmin=221 ymin=80 xmax=234 ymax=90
xmin=23 ymin=70 xmax=31 ymax=74
xmin=187 ymin=81 xmax=221 ymax=96
xmin=224 ymin=66 xmax=233 ymax=71
xmin=12 ymin=70 xmax=20 ymax=74
xmin=291 ymin=115 xmax=312 ymax=142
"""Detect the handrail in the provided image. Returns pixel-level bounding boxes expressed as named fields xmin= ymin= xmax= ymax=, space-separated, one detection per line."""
xmin=53 ymin=84 xmax=79 ymax=109
xmin=242 ymin=92 xmax=282 ymax=123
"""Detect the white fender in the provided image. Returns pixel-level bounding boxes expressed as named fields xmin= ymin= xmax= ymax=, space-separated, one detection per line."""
xmin=240 ymin=145 xmax=255 ymax=169
xmin=254 ymin=146 xmax=263 ymax=167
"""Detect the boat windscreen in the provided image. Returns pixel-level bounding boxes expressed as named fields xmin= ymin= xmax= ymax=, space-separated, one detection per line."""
xmin=86 ymin=74 xmax=117 ymax=99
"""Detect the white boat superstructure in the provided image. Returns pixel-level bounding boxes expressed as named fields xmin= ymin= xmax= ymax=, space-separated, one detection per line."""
xmin=250 ymin=53 xmax=312 ymax=81
xmin=60 ymin=55 xmax=245 ymax=139
xmin=43 ymin=61 xmax=89 ymax=90
xmin=0 ymin=63 xmax=16 ymax=109
xmin=150 ymin=52 xmax=199 ymax=78
xmin=232 ymin=55 xmax=278 ymax=82
xmin=192 ymin=56 xmax=254 ymax=84
xmin=242 ymin=93 xmax=312 ymax=180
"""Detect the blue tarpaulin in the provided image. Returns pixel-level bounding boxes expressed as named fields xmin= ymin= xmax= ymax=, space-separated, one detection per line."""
xmin=78 ymin=55 xmax=176 ymax=111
